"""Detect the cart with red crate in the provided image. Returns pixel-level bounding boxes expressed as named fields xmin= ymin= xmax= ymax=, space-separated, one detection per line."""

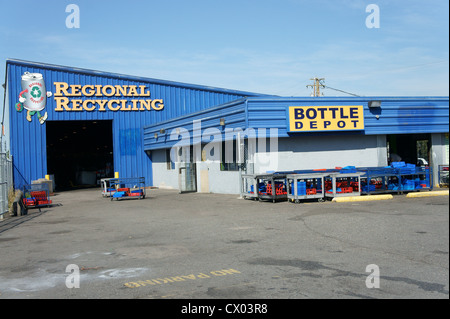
xmin=109 ymin=177 xmax=146 ymax=201
xmin=286 ymin=173 xmax=326 ymax=203
xmin=22 ymin=183 xmax=52 ymax=210
xmin=254 ymin=173 xmax=288 ymax=203
xmin=324 ymin=172 xmax=363 ymax=199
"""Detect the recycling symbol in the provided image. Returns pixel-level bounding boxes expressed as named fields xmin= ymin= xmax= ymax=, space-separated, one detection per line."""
xmin=30 ymin=86 xmax=42 ymax=99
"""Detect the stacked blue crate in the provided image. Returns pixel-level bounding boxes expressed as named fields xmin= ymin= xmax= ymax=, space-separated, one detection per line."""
xmin=297 ymin=182 xmax=307 ymax=195
xmin=401 ymin=178 xmax=415 ymax=191
xmin=362 ymin=184 xmax=377 ymax=192
xmin=258 ymin=183 xmax=267 ymax=195
xmin=340 ymin=166 xmax=357 ymax=173
xmin=387 ymin=182 xmax=400 ymax=191
xmin=399 ymin=163 xmax=416 ymax=175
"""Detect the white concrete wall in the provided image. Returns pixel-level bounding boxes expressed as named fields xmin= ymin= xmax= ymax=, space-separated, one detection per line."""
xmin=205 ymin=161 xmax=240 ymax=194
xmin=254 ymin=135 xmax=386 ymax=174
xmin=151 ymin=149 xmax=178 ymax=189
xmin=151 ymin=134 xmax=389 ymax=194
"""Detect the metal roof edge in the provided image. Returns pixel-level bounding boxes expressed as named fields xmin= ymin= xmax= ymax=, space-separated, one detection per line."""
xmin=5 ymin=58 xmax=266 ymax=97
xmin=143 ymin=97 xmax=248 ymax=130
xmin=246 ymin=96 xmax=449 ymax=102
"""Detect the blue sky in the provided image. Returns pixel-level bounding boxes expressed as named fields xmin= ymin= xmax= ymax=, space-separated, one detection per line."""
xmin=0 ymin=0 xmax=448 ymax=97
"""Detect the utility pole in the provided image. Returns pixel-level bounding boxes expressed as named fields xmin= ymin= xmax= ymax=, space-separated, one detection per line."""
xmin=306 ymin=77 xmax=325 ymax=97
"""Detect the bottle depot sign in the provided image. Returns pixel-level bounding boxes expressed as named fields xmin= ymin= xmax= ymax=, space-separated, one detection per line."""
xmin=288 ymin=105 xmax=364 ymax=132
xmin=53 ymin=82 xmax=164 ymax=112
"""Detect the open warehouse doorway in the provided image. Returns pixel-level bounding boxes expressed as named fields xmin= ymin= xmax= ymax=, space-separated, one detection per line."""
xmin=46 ymin=120 xmax=114 ymax=191
xmin=387 ymin=134 xmax=431 ymax=167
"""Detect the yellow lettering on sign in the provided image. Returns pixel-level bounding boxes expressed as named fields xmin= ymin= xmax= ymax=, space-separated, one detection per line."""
xmin=97 ymin=99 xmax=108 ymax=111
xmin=107 ymin=99 xmax=121 ymax=111
xmin=54 ymin=82 xmax=70 ymax=97
xmin=71 ymin=99 xmax=82 ymax=111
xmin=71 ymin=84 xmax=82 ymax=96
xmin=52 ymin=82 xmax=165 ymax=112
xmin=95 ymin=85 xmax=103 ymax=96
xmin=131 ymin=99 xmax=139 ymax=111
xmin=120 ymin=100 xmax=131 ymax=111
xmin=128 ymin=85 xmax=138 ymax=96
xmin=288 ymin=105 xmax=364 ymax=132
xmin=102 ymin=85 xmax=115 ymax=97
xmin=54 ymin=97 xmax=70 ymax=111
xmin=151 ymin=99 xmax=164 ymax=111
xmin=115 ymin=85 xmax=128 ymax=97
xmin=139 ymin=100 xmax=151 ymax=111
xmin=82 ymin=85 xmax=95 ymax=97
xmin=83 ymin=99 xmax=96 ymax=111
xmin=139 ymin=85 xmax=151 ymax=97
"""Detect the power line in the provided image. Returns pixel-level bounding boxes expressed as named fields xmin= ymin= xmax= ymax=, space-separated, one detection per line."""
xmin=323 ymin=85 xmax=360 ymax=97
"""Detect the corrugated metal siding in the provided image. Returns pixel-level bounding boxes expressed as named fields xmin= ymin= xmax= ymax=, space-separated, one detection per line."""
xmin=143 ymin=99 xmax=248 ymax=151
xmin=246 ymin=97 xmax=449 ymax=137
xmin=7 ymin=59 xmax=260 ymax=188
xmin=143 ymin=96 xmax=449 ymax=151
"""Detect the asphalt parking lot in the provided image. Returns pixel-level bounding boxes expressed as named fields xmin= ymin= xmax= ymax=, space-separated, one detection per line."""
xmin=0 ymin=187 xmax=448 ymax=300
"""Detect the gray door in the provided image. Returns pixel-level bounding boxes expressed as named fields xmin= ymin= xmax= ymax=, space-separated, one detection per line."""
xmin=178 ymin=145 xmax=197 ymax=193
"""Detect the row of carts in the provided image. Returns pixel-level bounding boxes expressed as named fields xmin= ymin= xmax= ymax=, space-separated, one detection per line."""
xmin=101 ymin=177 xmax=146 ymax=200
xmin=241 ymin=163 xmax=433 ymax=203
xmin=20 ymin=177 xmax=146 ymax=212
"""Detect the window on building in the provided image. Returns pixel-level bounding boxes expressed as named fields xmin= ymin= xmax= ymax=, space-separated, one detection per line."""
xmin=220 ymin=139 xmax=246 ymax=171
xmin=166 ymin=149 xmax=175 ymax=170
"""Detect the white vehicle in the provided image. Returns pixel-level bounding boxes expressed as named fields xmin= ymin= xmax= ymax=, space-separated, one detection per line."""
xmin=417 ymin=158 xmax=428 ymax=166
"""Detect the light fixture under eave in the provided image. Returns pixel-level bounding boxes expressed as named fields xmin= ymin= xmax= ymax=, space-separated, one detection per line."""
xmin=159 ymin=128 xmax=166 ymax=134
xmin=219 ymin=118 xmax=226 ymax=126
xmin=368 ymin=100 xmax=382 ymax=108
xmin=154 ymin=133 xmax=158 ymax=139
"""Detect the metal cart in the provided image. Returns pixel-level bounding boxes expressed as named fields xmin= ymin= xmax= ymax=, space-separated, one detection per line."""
xmin=240 ymin=174 xmax=259 ymax=200
xmin=397 ymin=166 xmax=433 ymax=193
xmin=286 ymin=173 xmax=326 ymax=203
xmin=255 ymin=173 xmax=288 ymax=203
xmin=438 ymin=164 xmax=449 ymax=188
xmin=108 ymin=177 xmax=146 ymax=200
xmin=358 ymin=165 xmax=433 ymax=194
xmin=22 ymin=183 xmax=52 ymax=210
xmin=324 ymin=172 xmax=363 ymax=199
xmin=101 ymin=178 xmax=116 ymax=197
xmin=359 ymin=167 xmax=400 ymax=195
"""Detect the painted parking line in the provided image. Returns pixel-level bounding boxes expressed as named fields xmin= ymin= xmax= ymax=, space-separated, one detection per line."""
xmin=406 ymin=190 xmax=449 ymax=198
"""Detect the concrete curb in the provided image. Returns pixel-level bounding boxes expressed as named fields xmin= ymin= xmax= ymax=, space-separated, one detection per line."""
xmin=406 ymin=190 xmax=449 ymax=198
xmin=332 ymin=194 xmax=393 ymax=202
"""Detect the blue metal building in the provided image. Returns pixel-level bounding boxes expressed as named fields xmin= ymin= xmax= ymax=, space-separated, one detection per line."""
xmin=3 ymin=59 xmax=262 ymax=190
xmin=2 ymin=59 xmax=449 ymax=193
xmin=143 ymin=96 xmax=448 ymax=193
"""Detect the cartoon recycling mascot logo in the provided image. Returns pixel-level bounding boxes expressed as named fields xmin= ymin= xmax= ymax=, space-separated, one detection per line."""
xmin=15 ymin=72 xmax=52 ymax=124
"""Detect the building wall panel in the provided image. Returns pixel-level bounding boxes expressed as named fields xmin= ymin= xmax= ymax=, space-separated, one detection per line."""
xmin=7 ymin=59 xmax=259 ymax=189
